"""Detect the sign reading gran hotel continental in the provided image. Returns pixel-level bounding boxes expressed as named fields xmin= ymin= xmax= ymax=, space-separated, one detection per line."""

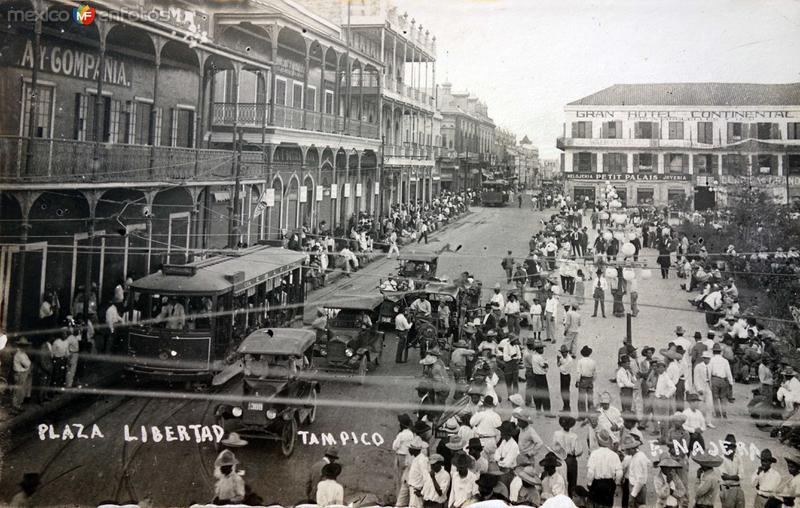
xmin=574 ymin=110 xmax=796 ymax=119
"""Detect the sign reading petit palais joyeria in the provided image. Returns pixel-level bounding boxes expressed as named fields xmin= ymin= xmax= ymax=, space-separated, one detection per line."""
xmin=574 ymin=110 xmax=797 ymax=119
xmin=566 ymin=173 xmax=691 ymax=181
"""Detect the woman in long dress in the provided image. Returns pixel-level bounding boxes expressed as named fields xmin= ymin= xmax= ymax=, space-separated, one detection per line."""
xmin=609 ymin=268 xmax=627 ymax=317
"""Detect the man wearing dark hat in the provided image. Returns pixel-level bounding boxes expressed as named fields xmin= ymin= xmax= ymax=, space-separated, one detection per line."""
xmin=576 ymin=345 xmax=597 ymax=418
xmin=719 ymin=434 xmax=744 ymax=508
xmin=557 ymin=344 xmax=574 ymax=412
xmin=553 ymin=415 xmax=580 ymax=497
xmin=306 ymin=446 xmax=340 ymax=500
xmin=316 ymin=462 xmax=344 ymax=507
xmin=449 ymin=452 xmax=478 ymax=508
xmin=523 ymin=340 xmax=552 ymax=415
xmin=616 ymin=355 xmax=636 ymax=415
xmin=494 ymin=421 xmax=520 ymax=470
xmin=540 ymin=452 xmax=566 ymax=501
xmin=466 ymin=438 xmax=488 ymax=475
xmin=753 ymin=449 xmax=782 ymax=508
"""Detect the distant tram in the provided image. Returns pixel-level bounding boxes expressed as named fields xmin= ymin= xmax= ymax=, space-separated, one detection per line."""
xmin=480 ymin=179 xmax=510 ymax=206
xmin=127 ymin=245 xmax=307 ymax=380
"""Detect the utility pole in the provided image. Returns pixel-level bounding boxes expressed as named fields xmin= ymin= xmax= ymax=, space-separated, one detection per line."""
xmin=229 ymin=129 xmax=243 ymax=248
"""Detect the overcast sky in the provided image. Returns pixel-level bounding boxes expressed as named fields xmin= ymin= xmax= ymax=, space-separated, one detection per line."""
xmin=393 ymin=0 xmax=800 ymax=158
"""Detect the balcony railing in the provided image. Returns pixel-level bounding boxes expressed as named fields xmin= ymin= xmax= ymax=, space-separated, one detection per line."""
xmin=211 ymin=102 xmax=377 ymax=139
xmin=0 ymin=136 xmax=243 ymax=183
xmin=557 ymin=136 xmax=700 ymax=150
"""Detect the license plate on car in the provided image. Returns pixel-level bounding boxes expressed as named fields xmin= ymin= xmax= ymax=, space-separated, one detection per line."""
xmin=248 ymin=402 xmax=263 ymax=411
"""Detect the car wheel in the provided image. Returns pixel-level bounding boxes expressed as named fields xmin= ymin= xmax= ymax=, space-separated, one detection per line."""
xmin=306 ymin=389 xmax=318 ymax=425
xmin=281 ymin=417 xmax=297 ymax=457
xmin=358 ymin=356 xmax=368 ymax=385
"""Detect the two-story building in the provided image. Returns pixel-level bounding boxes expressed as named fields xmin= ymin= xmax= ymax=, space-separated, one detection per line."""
xmin=0 ymin=0 xmax=391 ymax=332
xmin=557 ymin=83 xmax=800 ymax=209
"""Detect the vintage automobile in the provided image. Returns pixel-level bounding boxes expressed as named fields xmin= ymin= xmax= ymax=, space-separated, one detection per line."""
xmin=213 ymin=328 xmax=319 ymax=457
xmin=397 ymin=251 xmax=439 ymax=281
xmin=314 ymin=294 xmax=385 ymax=384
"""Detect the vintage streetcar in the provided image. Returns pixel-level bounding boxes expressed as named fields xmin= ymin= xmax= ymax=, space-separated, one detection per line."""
xmin=126 ymin=245 xmax=306 ymax=381
xmin=480 ymin=179 xmax=510 ymax=206
xmin=314 ymin=294 xmax=386 ymax=384
xmin=214 ymin=328 xmax=319 ymax=457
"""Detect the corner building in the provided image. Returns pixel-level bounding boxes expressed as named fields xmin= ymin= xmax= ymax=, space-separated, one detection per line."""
xmin=557 ymin=83 xmax=800 ymax=209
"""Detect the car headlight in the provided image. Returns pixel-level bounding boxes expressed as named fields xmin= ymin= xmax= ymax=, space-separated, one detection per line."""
xmin=266 ymin=409 xmax=278 ymax=420
xmin=345 ymin=348 xmax=354 ymax=357
xmin=232 ymin=407 xmax=242 ymax=417
xmin=393 ymin=306 xmax=399 ymax=312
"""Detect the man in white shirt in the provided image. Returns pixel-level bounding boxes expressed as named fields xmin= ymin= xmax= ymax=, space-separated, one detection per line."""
xmin=591 ymin=273 xmax=608 ymax=318
xmin=558 ymin=345 xmax=574 ymax=412
xmin=586 ymin=429 xmax=623 ymax=507
xmin=777 ymin=367 xmax=800 ymax=417
xmin=562 ymin=305 xmax=581 ymax=356
xmin=576 ymin=345 xmax=597 ymax=417
xmin=666 ymin=349 xmax=687 ymax=411
xmin=316 ymin=463 xmax=344 ymax=507
xmin=653 ymin=360 xmax=676 ymax=442
xmin=620 ymin=434 xmax=649 ymax=508
xmin=752 ymin=449 xmax=782 ymax=508
xmin=470 ymin=397 xmax=502 ymax=454
xmin=494 ymin=421 xmax=520 ymax=469
xmin=708 ymin=344 xmax=733 ymax=419
xmin=597 ymin=391 xmax=624 ymax=444
xmin=489 ymin=283 xmax=506 ymax=309
xmin=387 ymin=230 xmax=400 ymax=258
xmin=11 ymin=338 xmax=32 ymax=412
xmin=693 ymin=351 xmax=715 ymax=428
xmin=392 ymin=414 xmax=415 ymax=493
xmin=544 ymin=293 xmax=559 ymax=343
xmin=616 ymin=355 xmax=637 ymax=415
xmin=421 ymin=454 xmax=450 ymax=506
xmin=524 ymin=340 xmax=552 ymax=415
xmin=409 ymin=294 xmax=432 ymax=319
xmin=448 ymin=453 xmax=478 ymax=508
xmin=682 ymin=393 xmax=707 ymax=451
xmin=407 ymin=438 xmax=430 ymax=508
xmin=395 ymin=309 xmax=412 ymax=363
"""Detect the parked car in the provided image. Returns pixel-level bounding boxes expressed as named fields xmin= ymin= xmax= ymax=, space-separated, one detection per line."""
xmin=214 ymin=328 xmax=319 ymax=457
xmin=397 ymin=251 xmax=439 ymax=280
xmin=314 ymin=294 xmax=385 ymax=384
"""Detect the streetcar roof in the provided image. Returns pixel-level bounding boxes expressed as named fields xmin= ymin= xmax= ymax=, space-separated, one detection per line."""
xmin=238 ymin=328 xmax=316 ymax=356
xmin=424 ymin=282 xmax=460 ymax=297
xmin=130 ymin=246 xmax=306 ymax=295
xmin=482 ymin=180 xmax=508 ymax=186
xmin=323 ymin=293 xmax=385 ymax=310
xmin=397 ymin=251 xmax=439 ymax=263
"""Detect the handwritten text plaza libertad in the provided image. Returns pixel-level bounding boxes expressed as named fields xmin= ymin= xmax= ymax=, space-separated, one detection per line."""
xmin=38 ymin=423 xmax=224 ymax=443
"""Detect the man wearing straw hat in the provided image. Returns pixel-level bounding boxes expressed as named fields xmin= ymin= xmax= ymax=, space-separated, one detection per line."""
xmin=405 ymin=436 xmax=430 ymax=508
xmin=516 ymin=410 xmax=545 ymax=464
xmin=586 ymin=429 xmax=622 ymax=507
xmin=470 ymin=396 xmax=502 ymax=455
xmin=620 ymin=434 xmax=649 ymax=508
xmin=653 ymin=456 xmax=686 ymax=508
xmin=719 ymin=434 xmax=745 ymax=508
xmin=692 ymin=453 xmax=722 ymax=508
xmin=509 ymin=463 xmax=541 ymax=505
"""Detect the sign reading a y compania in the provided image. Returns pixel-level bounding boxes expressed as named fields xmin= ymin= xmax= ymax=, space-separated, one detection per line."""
xmin=16 ymin=39 xmax=131 ymax=87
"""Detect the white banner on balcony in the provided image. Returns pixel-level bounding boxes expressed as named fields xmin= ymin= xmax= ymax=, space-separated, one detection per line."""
xmin=316 ymin=186 xmax=324 ymax=201
xmin=265 ymin=188 xmax=275 ymax=207
xmin=343 ymin=184 xmax=351 ymax=198
xmin=356 ymin=184 xmax=363 ymax=197
xmin=374 ymin=182 xmax=380 ymax=195
xmin=299 ymin=186 xmax=308 ymax=203
xmin=330 ymin=184 xmax=338 ymax=199
xmin=253 ymin=193 xmax=269 ymax=218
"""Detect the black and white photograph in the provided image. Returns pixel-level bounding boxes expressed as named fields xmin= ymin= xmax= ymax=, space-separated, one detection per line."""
xmin=0 ymin=0 xmax=799 ymax=506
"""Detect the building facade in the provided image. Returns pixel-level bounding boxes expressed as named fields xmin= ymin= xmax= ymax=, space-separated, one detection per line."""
xmin=0 ymin=0 xmax=435 ymax=333
xmin=437 ymin=82 xmax=496 ymax=190
xmin=557 ymin=83 xmax=800 ymax=209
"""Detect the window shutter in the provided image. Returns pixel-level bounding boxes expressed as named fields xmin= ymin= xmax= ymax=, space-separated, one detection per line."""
xmin=727 ymin=123 xmax=734 ymax=143
xmin=633 ymin=153 xmax=639 ymax=170
xmin=154 ymin=107 xmax=163 ymax=146
xmin=749 ymin=123 xmax=757 ymax=139
xmin=171 ymin=108 xmax=178 ymax=147
xmin=109 ymin=100 xmax=120 ymax=144
xmin=571 ymin=122 xmax=579 ymax=138
xmin=652 ymin=122 xmax=660 ymax=139
xmin=771 ymin=123 xmax=780 ymax=140
xmin=590 ymin=153 xmax=597 ymax=172
xmin=615 ymin=121 xmax=622 ymax=139
xmin=75 ymin=93 xmax=85 ymax=140
xmin=634 ymin=122 xmax=642 ymax=138
xmin=601 ymin=122 xmax=607 ymax=138
xmin=572 ymin=153 xmax=578 ymax=171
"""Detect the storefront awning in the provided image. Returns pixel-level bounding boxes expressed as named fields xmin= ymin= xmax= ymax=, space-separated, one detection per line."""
xmin=213 ymin=191 xmax=230 ymax=202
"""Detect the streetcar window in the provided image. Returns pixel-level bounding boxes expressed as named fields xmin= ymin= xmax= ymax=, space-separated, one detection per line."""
xmin=152 ymin=296 xmax=189 ymax=330
xmin=187 ymin=296 xmax=214 ymax=331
